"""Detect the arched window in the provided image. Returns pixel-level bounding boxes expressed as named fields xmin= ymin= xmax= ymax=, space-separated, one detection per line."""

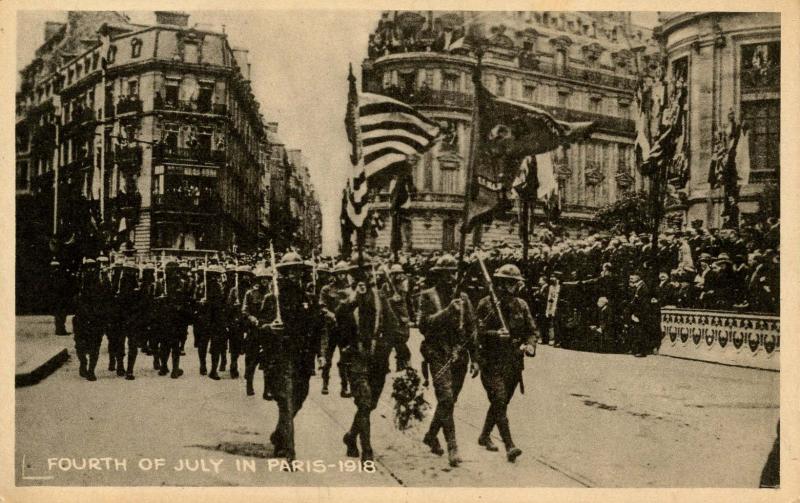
xmin=131 ymin=38 xmax=143 ymax=59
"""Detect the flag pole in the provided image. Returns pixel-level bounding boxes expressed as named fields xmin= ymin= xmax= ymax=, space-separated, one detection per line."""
xmin=458 ymin=48 xmax=483 ymax=270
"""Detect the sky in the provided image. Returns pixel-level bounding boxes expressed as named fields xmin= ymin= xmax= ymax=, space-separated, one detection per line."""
xmin=17 ymin=10 xmax=659 ymax=255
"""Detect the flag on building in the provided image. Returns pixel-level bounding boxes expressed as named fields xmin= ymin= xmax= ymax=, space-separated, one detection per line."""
xmin=340 ymin=185 xmax=354 ymax=257
xmin=736 ymin=127 xmax=751 ymax=185
xmin=357 ymin=92 xmax=440 ymax=185
xmin=389 ymin=170 xmax=415 ymax=253
xmin=463 ymin=77 xmax=593 ymax=232
xmin=641 ymin=82 xmax=687 ymax=177
xmin=343 ymin=62 xmax=439 ymax=255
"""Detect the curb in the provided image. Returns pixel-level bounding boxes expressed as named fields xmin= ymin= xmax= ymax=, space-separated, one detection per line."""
xmin=15 ymin=349 xmax=70 ymax=388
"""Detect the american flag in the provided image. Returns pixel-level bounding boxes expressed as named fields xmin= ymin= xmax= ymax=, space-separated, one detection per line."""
xmin=344 ymin=65 xmax=439 ymax=229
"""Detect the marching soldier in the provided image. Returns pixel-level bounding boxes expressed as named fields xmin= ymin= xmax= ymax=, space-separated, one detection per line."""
xmin=155 ymin=260 xmax=187 ymax=378
xmin=384 ymin=263 xmax=411 ymax=371
xmin=206 ymin=265 xmax=228 ymax=380
xmin=226 ymin=264 xmax=253 ymax=379
xmin=73 ymin=258 xmax=108 ymax=381
xmin=475 ymin=263 xmax=535 ymax=463
xmin=242 ymin=265 xmax=272 ymax=397
xmin=262 ymin=252 xmax=326 ymax=462
xmin=109 ymin=261 xmax=139 ymax=378
xmin=319 ymin=260 xmax=355 ymax=396
xmin=417 ymin=254 xmax=478 ymax=467
xmin=341 ymin=255 xmax=405 ymax=463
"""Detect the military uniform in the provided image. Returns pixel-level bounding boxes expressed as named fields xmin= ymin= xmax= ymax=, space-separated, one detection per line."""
xmin=154 ymin=263 xmax=188 ymax=378
xmin=417 ymin=254 xmax=477 ymax=467
xmin=73 ymin=259 xmax=109 ymax=381
xmin=225 ymin=266 xmax=252 ymax=379
xmin=341 ymin=259 xmax=405 ymax=463
xmin=475 ymin=264 xmax=536 ymax=462
xmin=242 ymin=270 xmax=272 ymax=397
xmin=263 ymin=253 xmax=325 ymax=461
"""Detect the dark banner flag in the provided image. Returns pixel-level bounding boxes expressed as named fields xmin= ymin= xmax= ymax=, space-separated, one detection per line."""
xmin=463 ymin=83 xmax=593 ymax=233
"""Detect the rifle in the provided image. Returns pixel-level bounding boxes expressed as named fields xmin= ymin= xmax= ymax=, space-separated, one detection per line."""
xmin=475 ymin=252 xmax=510 ymax=336
xmin=269 ymin=241 xmax=284 ymax=328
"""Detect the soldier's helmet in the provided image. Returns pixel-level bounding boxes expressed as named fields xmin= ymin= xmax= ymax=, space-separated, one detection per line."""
xmin=277 ymin=251 xmax=306 ymax=269
xmin=493 ymin=263 xmax=524 ymax=282
xmin=207 ymin=264 xmax=226 ymax=275
xmin=178 ymin=261 xmax=191 ymax=270
xmin=237 ymin=264 xmax=254 ymax=275
xmin=253 ymin=266 xmax=272 ymax=279
xmin=390 ymin=263 xmax=405 ymax=274
xmin=334 ymin=260 xmax=354 ymax=274
xmin=430 ymin=254 xmax=458 ymax=272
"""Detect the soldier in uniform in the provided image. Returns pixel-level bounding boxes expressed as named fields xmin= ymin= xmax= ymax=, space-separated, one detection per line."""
xmin=73 ymin=258 xmax=108 ymax=381
xmin=417 ymin=254 xmax=478 ymax=467
xmin=206 ymin=265 xmax=229 ymax=380
xmin=475 ymin=263 xmax=535 ymax=462
xmin=262 ymin=252 xmax=326 ymax=462
xmin=226 ymin=264 xmax=253 ymax=379
xmin=319 ymin=261 xmax=356 ymax=397
xmin=155 ymin=260 xmax=187 ymax=378
xmin=341 ymin=255 xmax=404 ymax=463
xmin=177 ymin=261 xmax=193 ymax=356
xmin=242 ymin=265 xmax=273 ymax=397
xmin=385 ymin=263 xmax=411 ymax=371
xmin=109 ymin=262 xmax=139 ymax=378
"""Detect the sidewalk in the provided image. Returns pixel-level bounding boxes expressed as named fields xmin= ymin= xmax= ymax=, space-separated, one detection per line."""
xmin=16 ymin=316 xmax=73 ymax=387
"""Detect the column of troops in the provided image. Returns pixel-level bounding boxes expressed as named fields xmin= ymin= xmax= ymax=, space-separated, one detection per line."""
xmin=68 ymin=250 xmax=537 ymax=468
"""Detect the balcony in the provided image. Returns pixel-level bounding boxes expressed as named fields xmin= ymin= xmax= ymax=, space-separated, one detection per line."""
xmin=114 ymin=145 xmax=142 ymax=168
xmin=741 ymin=65 xmax=780 ymax=93
xmin=562 ymin=66 xmax=637 ymax=91
xmin=372 ymin=85 xmax=475 ymax=110
xmin=152 ymin=192 xmax=221 ymax=213
xmin=155 ymin=98 xmax=226 ymax=115
xmin=155 ymin=145 xmax=225 ymax=164
xmin=63 ymin=107 xmax=97 ymax=136
xmin=116 ymin=97 xmax=143 ymax=115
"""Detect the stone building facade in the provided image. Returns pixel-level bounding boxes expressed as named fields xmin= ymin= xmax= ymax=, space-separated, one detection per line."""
xmin=360 ymin=11 xmax=658 ymax=252
xmin=656 ymin=12 xmax=780 ymax=228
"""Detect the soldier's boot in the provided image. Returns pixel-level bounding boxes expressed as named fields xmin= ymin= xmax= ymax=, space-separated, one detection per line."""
xmin=108 ymin=354 xmax=116 ymax=372
xmin=115 ymin=354 xmax=126 ymax=377
xmin=158 ymin=345 xmax=170 ymax=375
xmin=220 ymin=351 xmax=227 ymax=372
xmin=340 ymin=379 xmax=351 ymax=398
xmin=209 ymin=352 xmax=221 ymax=380
xmin=230 ymin=356 xmax=239 ymax=379
xmin=424 ymin=412 xmax=444 ymax=455
xmin=444 ymin=420 xmax=461 ymax=467
xmin=321 ymin=377 xmax=329 ymax=395
xmin=198 ymin=346 xmax=208 ymax=375
xmin=343 ymin=428 xmax=359 ymax=458
xmin=170 ymin=349 xmax=183 ymax=379
xmin=87 ymin=350 xmax=99 ymax=382
xmin=478 ymin=409 xmax=499 ymax=451
xmin=246 ymin=377 xmax=255 ymax=396
xmin=77 ymin=353 xmax=88 ymax=378
xmin=125 ymin=351 xmax=137 ymax=380
xmin=357 ymin=411 xmax=374 ymax=462
xmin=262 ymin=371 xmax=273 ymax=401
xmin=498 ymin=417 xmax=521 ymax=462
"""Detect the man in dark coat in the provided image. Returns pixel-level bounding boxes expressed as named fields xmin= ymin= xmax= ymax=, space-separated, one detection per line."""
xmin=475 ymin=263 xmax=535 ymax=463
xmin=417 ymin=254 xmax=478 ymax=467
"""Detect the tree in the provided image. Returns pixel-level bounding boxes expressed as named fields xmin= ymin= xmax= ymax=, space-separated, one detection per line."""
xmin=594 ymin=190 xmax=651 ymax=235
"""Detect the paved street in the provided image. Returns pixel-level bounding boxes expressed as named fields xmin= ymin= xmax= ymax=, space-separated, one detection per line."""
xmin=16 ymin=316 xmax=778 ymax=487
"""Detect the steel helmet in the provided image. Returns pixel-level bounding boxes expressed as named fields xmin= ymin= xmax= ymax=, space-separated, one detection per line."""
xmin=493 ymin=263 xmax=524 ymax=281
xmin=389 ymin=263 xmax=405 ymax=274
xmin=277 ymin=251 xmax=306 ymax=269
xmin=237 ymin=264 xmax=254 ymax=274
xmin=431 ymin=254 xmax=458 ymax=272
xmin=334 ymin=260 xmax=354 ymax=274
xmin=253 ymin=266 xmax=272 ymax=278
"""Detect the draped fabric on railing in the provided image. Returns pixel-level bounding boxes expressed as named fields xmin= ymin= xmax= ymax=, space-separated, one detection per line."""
xmin=660 ymin=308 xmax=779 ymax=371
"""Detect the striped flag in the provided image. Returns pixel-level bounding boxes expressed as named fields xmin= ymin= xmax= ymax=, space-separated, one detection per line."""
xmin=343 ymin=64 xmax=439 ymax=232
xmin=358 ymin=92 xmax=440 ymax=184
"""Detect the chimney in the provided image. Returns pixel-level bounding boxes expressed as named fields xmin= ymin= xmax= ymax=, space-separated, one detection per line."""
xmin=44 ymin=21 xmax=66 ymax=42
xmin=155 ymin=11 xmax=190 ymax=27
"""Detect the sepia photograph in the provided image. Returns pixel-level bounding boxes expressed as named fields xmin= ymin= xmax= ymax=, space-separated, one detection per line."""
xmin=8 ymin=3 xmax=790 ymax=496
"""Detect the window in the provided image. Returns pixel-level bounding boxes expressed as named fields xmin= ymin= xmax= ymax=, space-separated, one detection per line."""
xmin=741 ymin=42 xmax=779 ymax=92
xmin=423 ymin=152 xmax=434 ymax=191
xmin=127 ymin=80 xmax=138 ymax=97
xmin=589 ymin=96 xmax=601 ymax=113
xmin=164 ymin=124 xmax=179 ymax=149
xmin=107 ymin=45 xmax=117 ymax=64
xmin=442 ymin=220 xmax=456 ymax=251
xmin=558 ymin=91 xmax=569 ymax=108
xmin=742 ymin=100 xmax=780 ymax=176
xmin=131 ymin=38 xmax=142 ymax=58
xmin=165 ymin=81 xmax=179 ymax=107
xmin=496 ymin=76 xmax=506 ymax=97
xmin=619 ymin=102 xmax=631 ymax=119
xmin=400 ymin=71 xmax=416 ymax=93
xmin=443 ymin=73 xmax=460 ymax=92
xmin=198 ymin=84 xmax=213 ymax=113
xmin=523 ymin=84 xmax=536 ymax=101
